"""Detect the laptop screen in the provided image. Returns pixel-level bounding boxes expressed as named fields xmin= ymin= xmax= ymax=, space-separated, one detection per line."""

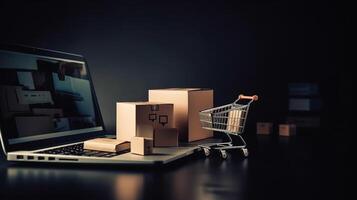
xmin=0 ymin=49 xmax=103 ymax=145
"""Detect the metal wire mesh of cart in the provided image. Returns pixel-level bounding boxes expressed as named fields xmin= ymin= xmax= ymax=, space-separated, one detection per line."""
xmin=199 ymin=94 xmax=258 ymax=135
xmin=198 ymin=94 xmax=258 ymax=158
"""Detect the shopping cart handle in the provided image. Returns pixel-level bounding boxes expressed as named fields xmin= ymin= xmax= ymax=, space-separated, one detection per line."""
xmin=239 ymin=94 xmax=259 ymax=101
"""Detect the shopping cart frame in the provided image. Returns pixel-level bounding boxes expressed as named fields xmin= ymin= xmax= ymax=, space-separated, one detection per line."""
xmin=198 ymin=94 xmax=258 ymax=159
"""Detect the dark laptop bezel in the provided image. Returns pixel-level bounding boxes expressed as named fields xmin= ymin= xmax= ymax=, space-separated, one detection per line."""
xmin=0 ymin=44 xmax=107 ymax=154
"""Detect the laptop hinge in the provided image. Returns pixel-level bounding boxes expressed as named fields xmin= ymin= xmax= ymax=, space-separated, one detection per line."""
xmin=0 ymin=130 xmax=7 ymax=156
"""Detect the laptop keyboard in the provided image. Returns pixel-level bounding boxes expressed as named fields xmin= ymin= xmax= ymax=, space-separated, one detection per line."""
xmin=37 ymin=143 xmax=124 ymax=158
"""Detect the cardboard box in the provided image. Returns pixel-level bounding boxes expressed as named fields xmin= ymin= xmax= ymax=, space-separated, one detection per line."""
xmin=227 ymin=110 xmax=245 ymax=133
xmin=257 ymin=122 xmax=273 ymax=135
xmin=154 ymin=128 xmax=179 ymax=147
xmin=117 ymin=102 xmax=174 ymax=142
xmin=130 ymin=137 xmax=153 ymax=155
xmin=149 ymin=88 xmax=213 ymax=142
xmin=84 ymin=138 xmax=130 ymax=153
xmin=279 ymin=124 xmax=296 ymax=136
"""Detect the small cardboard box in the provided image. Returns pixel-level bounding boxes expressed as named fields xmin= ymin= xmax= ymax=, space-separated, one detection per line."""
xmin=130 ymin=137 xmax=153 ymax=155
xmin=117 ymin=102 xmax=174 ymax=142
xmin=279 ymin=124 xmax=296 ymax=136
xmin=154 ymin=128 xmax=179 ymax=147
xmin=84 ymin=138 xmax=130 ymax=153
xmin=257 ymin=122 xmax=273 ymax=135
xmin=149 ymin=88 xmax=213 ymax=142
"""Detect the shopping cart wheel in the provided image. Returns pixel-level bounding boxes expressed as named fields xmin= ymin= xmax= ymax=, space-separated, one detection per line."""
xmin=220 ymin=150 xmax=228 ymax=159
xmin=242 ymin=148 xmax=249 ymax=157
xmin=203 ymin=148 xmax=210 ymax=157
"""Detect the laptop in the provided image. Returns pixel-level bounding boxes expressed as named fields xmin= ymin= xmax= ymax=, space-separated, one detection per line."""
xmin=0 ymin=44 xmax=200 ymax=165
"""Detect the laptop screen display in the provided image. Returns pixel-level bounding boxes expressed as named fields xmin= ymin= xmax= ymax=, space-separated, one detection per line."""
xmin=0 ymin=50 xmax=103 ymax=145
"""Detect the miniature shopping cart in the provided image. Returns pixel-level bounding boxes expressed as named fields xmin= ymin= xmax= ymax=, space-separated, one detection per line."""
xmin=199 ymin=94 xmax=258 ymax=159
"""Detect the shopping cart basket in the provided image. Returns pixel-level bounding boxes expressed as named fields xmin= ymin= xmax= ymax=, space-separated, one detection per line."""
xmin=199 ymin=94 xmax=258 ymax=159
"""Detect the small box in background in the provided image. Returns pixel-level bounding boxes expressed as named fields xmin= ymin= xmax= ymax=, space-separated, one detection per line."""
xmin=288 ymin=98 xmax=321 ymax=111
xmin=154 ymin=128 xmax=179 ymax=147
xmin=279 ymin=124 xmax=296 ymax=136
xmin=256 ymin=122 xmax=273 ymax=135
xmin=130 ymin=137 xmax=153 ymax=155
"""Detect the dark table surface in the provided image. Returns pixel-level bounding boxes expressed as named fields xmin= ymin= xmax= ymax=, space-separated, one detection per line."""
xmin=0 ymin=134 xmax=347 ymax=200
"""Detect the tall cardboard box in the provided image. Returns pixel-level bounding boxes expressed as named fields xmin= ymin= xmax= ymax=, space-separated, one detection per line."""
xmin=117 ymin=102 xmax=174 ymax=142
xmin=149 ymin=88 xmax=213 ymax=142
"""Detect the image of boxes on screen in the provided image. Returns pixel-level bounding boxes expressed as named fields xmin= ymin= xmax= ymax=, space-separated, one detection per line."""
xmin=130 ymin=137 xmax=153 ymax=155
xmin=0 ymin=86 xmax=31 ymax=118
xmin=154 ymin=128 xmax=179 ymax=147
xmin=15 ymin=116 xmax=54 ymax=137
xmin=16 ymin=89 xmax=54 ymax=105
xmin=149 ymin=88 xmax=213 ymax=142
xmin=256 ymin=122 xmax=273 ymax=135
xmin=279 ymin=124 xmax=296 ymax=137
xmin=117 ymin=102 xmax=174 ymax=142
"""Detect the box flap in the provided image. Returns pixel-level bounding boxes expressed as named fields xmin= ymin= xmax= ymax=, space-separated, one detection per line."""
xmin=117 ymin=102 xmax=173 ymax=105
xmin=150 ymin=88 xmax=211 ymax=92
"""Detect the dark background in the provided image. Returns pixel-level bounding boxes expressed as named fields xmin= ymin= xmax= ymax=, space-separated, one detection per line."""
xmin=0 ymin=1 xmax=350 ymax=199
xmin=0 ymin=0 xmax=349 ymax=135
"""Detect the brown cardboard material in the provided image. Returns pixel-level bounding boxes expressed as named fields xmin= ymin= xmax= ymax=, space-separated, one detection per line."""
xmin=257 ymin=122 xmax=273 ymax=135
xmin=84 ymin=138 xmax=130 ymax=152
xmin=15 ymin=116 xmax=54 ymax=137
xmin=154 ymin=128 xmax=179 ymax=147
xmin=279 ymin=124 xmax=296 ymax=136
xmin=130 ymin=137 xmax=153 ymax=155
xmin=149 ymin=88 xmax=213 ymax=142
xmin=117 ymin=102 xmax=174 ymax=142
xmin=226 ymin=110 xmax=244 ymax=133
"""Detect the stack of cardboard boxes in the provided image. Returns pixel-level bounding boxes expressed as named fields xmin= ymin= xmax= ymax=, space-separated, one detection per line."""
xmin=285 ymin=83 xmax=321 ymax=135
xmin=256 ymin=83 xmax=321 ymax=137
xmin=116 ymin=88 xmax=214 ymax=155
